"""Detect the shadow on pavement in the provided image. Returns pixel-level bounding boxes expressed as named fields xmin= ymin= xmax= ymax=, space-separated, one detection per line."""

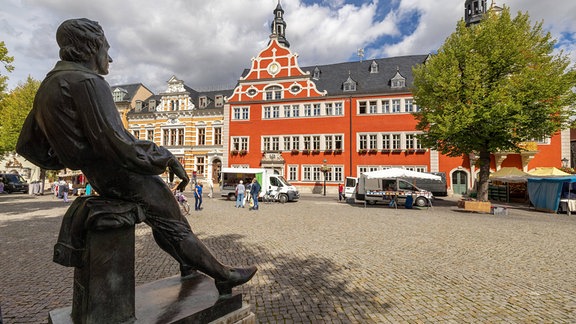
xmin=198 ymin=233 xmax=391 ymax=322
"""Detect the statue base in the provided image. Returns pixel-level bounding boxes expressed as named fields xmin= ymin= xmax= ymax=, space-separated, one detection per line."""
xmin=49 ymin=273 xmax=255 ymax=323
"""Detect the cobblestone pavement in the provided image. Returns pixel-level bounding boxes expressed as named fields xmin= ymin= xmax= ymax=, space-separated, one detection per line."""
xmin=2 ymin=192 xmax=576 ymax=323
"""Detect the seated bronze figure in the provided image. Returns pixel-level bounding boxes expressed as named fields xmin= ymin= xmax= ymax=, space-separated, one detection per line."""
xmin=16 ymin=18 xmax=256 ymax=297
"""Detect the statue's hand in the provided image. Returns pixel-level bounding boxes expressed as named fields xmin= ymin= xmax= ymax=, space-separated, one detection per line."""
xmin=169 ymin=159 xmax=189 ymax=191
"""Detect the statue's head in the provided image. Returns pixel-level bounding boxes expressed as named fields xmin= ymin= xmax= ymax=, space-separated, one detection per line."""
xmin=56 ymin=18 xmax=112 ymax=75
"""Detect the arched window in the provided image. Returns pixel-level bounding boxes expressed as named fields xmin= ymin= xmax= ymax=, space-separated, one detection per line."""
xmin=264 ymin=86 xmax=283 ymax=100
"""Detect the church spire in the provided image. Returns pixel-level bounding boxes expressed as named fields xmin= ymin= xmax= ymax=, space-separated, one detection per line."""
xmin=270 ymin=0 xmax=290 ymax=48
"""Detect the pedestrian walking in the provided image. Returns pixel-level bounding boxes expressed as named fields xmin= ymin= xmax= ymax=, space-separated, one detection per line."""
xmin=194 ymin=183 xmax=203 ymax=210
xmin=249 ymin=178 xmax=261 ymax=211
xmin=235 ymin=180 xmax=245 ymax=208
xmin=338 ymin=183 xmax=344 ymax=201
xmin=208 ymin=179 xmax=214 ymax=198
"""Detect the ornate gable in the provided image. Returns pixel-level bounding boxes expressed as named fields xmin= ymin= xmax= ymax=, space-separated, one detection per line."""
xmin=228 ymin=37 xmax=326 ymax=103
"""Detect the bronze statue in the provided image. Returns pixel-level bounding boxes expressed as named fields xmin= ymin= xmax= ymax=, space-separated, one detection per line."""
xmin=16 ymin=18 xmax=256 ymax=296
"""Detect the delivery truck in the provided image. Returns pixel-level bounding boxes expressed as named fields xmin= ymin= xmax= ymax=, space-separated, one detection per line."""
xmin=220 ymin=167 xmax=300 ymax=203
xmin=355 ymin=174 xmax=434 ymax=207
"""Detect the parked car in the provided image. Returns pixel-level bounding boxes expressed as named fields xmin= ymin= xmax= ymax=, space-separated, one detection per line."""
xmin=0 ymin=173 xmax=29 ymax=193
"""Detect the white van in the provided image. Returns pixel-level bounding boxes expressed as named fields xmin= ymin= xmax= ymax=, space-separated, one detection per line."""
xmin=220 ymin=167 xmax=299 ymax=203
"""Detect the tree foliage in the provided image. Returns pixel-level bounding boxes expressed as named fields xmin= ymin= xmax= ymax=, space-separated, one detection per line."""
xmin=0 ymin=41 xmax=15 ymax=96
xmin=0 ymin=76 xmax=40 ymax=156
xmin=412 ymin=7 xmax=576 ymax=200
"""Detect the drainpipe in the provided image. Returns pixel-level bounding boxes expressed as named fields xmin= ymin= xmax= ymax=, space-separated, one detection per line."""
xmin=349 ymin=96 xmax=353 ymax=176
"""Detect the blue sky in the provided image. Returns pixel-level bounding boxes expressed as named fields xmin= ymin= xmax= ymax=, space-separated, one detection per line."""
xmin=1 ymin=0 xmax=575 ymax=93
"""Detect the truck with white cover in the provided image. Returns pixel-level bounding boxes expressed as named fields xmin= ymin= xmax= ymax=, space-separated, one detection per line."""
xmin=220 ymin=167 xmax=300 ymax=203
xmin=355 ymin=168 xmax=440 ymax=207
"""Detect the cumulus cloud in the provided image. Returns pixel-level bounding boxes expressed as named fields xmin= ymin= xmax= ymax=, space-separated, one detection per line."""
xmin=1 ymin=0 xmax=575 ymax=92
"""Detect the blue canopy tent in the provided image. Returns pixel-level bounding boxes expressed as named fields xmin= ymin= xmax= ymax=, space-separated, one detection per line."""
xmin=527 ymin=176 xmax=576 ymax=213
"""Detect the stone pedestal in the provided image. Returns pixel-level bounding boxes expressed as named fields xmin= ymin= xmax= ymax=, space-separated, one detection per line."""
xmin=72 ymin=226 xmax=135 ymax=323
xmin=49 ymin=274 xmax=255 ymax=323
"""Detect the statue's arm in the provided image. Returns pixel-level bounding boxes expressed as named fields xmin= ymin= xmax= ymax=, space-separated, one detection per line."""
xmin=74 ymin=77 xmax=177 ymax=175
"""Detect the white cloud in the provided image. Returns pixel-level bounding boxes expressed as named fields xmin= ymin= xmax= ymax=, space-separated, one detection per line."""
xmin=1 ymin=0 xmax=575 ymax=92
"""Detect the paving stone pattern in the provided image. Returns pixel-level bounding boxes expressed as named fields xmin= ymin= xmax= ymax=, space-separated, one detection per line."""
xmin=1 ymin=193 xmax=576 ymax=323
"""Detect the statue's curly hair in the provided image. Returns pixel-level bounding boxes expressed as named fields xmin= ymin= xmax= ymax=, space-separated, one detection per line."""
xmin=56 ymin=18 xmax=105 ymax=62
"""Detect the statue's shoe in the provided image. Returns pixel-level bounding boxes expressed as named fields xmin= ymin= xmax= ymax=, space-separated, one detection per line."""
xmin=215 ymin=266 xmax=258 ymax=297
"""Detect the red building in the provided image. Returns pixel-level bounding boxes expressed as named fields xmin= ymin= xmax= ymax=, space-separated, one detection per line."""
xmin=224 ymin=2 xmax=569 ymax=195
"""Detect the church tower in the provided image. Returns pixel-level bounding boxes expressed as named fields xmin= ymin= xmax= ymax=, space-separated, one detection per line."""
xmin=465 ymin=0 xmax=503 ymax=26
xmin=464 ymin=0 xmax=487 ymax=26
xmin=270 ymin=0 xmax=290 ymax=48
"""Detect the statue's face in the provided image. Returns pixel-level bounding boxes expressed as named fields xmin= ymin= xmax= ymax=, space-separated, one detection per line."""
xmin=95 ymin=37 xmax=113 ymax=75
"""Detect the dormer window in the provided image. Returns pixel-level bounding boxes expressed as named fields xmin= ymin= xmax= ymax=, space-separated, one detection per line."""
xmin=313 ymin=67 xmax=321 ymax=80
xmin=370 ymin=60 xmax=379 ymax=73
xmin=135 ymin=100 xmax=142 ymax=112
xmin=215 ymin=95 xmax=224 ymax=107
xmin=343 ymin=76 xmax=357 ymax=92
xmin=149 ymin=99 xmax=156 ymax=111
xmin=113 ymin=88 xmax=127 ymax=102
xmin=390 ymin=69 xmax=406 ymax=89
xmin=199 ymin=96 xmax=208 ymax=108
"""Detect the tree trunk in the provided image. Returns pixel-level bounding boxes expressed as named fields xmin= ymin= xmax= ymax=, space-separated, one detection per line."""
xmin=476 ymin=150 xmax=491 ymax=201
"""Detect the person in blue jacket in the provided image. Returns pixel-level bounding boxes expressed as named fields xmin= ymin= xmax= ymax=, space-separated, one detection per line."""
xmin=249 ymin=178 xmax=261 ymax=211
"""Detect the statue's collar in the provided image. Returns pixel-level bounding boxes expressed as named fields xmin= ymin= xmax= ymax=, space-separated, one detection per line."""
xmin=49 ymin=61 xmax=103 ymax=78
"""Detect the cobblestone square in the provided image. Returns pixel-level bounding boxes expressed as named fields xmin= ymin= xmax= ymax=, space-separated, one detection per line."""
xmin=1 ymin=193 xmax=576 ymax=323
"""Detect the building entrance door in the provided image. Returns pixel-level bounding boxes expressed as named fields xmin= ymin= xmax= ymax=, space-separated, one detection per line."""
xmin=452 ymin=170 xmax=468 ymax=195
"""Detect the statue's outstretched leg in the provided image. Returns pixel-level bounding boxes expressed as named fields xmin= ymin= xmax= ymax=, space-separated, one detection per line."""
xmin=148 ymin=218 xmax=257 ymax=297
xmin=177 ymin=235 xmax=257 ymax=296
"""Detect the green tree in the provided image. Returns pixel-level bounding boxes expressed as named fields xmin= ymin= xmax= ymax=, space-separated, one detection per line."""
xmin=0 ymin=76 xmax=40 ymax=156
xmin=0 ymin=41 xmax=15 ymax=96
xmin=412 ymin=7 xmax=576 ymax=201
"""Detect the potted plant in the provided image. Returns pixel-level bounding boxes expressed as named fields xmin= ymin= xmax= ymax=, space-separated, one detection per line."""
xmin=368 ymin=148 xmax=378 ymax=154
xmin=334 ymin=149 xmax=342 ymax=154
xmin=231 ymin=150 xmax=239 ymax=155
xmin=358 ymin=149 xmax=367 ymax=154
xmin=239 ymin=149 xmax=248 ymax=156
xmin=302 ymin=149 xmax=310 ymax=154
xmin=291 ymin=149 xmax=299 ymax=154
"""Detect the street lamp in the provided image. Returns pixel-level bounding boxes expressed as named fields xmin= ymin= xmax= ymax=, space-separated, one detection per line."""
xmin=562 ymin=157 xmax=569 ymax=168
xmin=320 ymin=159 xmax=331 ymax=196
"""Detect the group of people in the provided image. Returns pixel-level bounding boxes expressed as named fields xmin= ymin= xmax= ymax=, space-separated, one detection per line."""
xmin=172 ymin=179 xmax=216 ymax=211
xmin=52 ymin=179 xmax=70 ymax=202
xmin=234 ymin=178 xmax=261 ymax=210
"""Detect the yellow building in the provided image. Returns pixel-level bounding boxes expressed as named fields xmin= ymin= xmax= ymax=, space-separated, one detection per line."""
xmin=122 ymin=76 xmax=230 ymax=184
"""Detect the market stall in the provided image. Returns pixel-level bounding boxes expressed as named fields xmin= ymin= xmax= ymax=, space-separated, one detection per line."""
xmin=488 ymin=167 xmax=529 ymax=203
xmin=527 ymin=175 xmax=576 ymax=214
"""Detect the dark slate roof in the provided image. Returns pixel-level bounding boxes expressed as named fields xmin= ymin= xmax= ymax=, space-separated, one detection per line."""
xmin=110 ymin=83 xmax=152 ymax=102
xmin=193 ymin=89 xmax=234 ymax=112
xmin=304 ymin=55 xmax=429 ymax=96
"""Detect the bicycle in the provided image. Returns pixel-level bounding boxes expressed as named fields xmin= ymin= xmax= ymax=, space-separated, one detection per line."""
xmin=263 ymin=189 xmax=279 ymax=203
xmin=174 ymin=191 xmax=191 ymax=215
